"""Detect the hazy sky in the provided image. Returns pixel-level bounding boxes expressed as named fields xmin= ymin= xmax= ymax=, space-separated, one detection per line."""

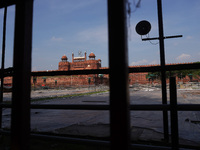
xmin=0 ymin=0 xmax=200 ymax=71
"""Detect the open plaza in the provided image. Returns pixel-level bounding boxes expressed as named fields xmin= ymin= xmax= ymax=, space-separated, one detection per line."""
xmin=2 ymin=85 xmax=200 ymax=147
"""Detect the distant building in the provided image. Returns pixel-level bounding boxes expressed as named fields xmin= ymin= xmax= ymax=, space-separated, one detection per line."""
xmin=58 ymin=52 xmax=101 ymax=71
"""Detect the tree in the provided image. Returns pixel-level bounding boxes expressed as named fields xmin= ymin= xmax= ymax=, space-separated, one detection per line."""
xmin=146 ymin=62 xmax=200 ymax=82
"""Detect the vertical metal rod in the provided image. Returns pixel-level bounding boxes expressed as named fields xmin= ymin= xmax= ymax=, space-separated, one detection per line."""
xmin=157 ymin=0 xmax=169 ymax=142
xmin=170 ymin=77 xmax=179 ymax=149
xmin=11 ymin=0 xmax=33 ymax=149
xmin=0 ymin=6 xmax=7 ymax=128
xmin=107 ymin=0 xmax=130 ymax=150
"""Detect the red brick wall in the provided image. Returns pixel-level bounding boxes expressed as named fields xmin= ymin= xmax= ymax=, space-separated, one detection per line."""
xmin=31 ymin=75 xmax=109 ymax=88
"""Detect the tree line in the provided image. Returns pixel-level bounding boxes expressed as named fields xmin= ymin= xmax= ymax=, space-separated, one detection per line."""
xmin=146 ymin=62 xmax=200 ymax=81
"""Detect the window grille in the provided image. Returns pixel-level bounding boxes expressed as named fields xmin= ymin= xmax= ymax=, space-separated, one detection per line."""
xmin=0 ymin=0 xmax=200 ymax=150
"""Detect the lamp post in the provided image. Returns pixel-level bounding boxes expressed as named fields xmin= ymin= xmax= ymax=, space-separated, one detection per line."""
xmin=188 ymin=73 xmax=193 ymax=81
xmin=188 ymin=73 xmax=193 ymax=87
xmin=99 ymin=74 xmax=103 ymax=84
xmin=33 ymin=76 xmax=37 ymax=90
xmin=150 ymin=74 xmax=155 ymax=85
xmin=93 ymin=75 xmax=96 ymax=91
xmin=135 ymin=0 xmax=183 ymax=142
xmin=147 ymin=76 xmax=151 ymax=91
xmin=88 ymin=77 xmax=91 ymax=85
xmin=42 ymin=77 xmax=46 ymax=85
xmin=135 ymin=0 xmax=185 ymax=141
xmin=55 ymin=80 xmax=57 ymax=88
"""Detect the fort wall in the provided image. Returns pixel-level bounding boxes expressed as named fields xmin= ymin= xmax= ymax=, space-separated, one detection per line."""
xmin=2 ymin=52 xmax=199 ymax=89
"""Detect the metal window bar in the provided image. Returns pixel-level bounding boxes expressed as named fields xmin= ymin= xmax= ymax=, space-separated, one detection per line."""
xmin=157 ymin=0 xmax=169 ymax=142
xmin=0 ymin=5 xmax=7 ymax=129
xmin=0 ymin=1 xmax=200 ymax=150
xmin=107 ymin=0 xmax=130 ymax=149
xmin=1 ymin=63 xmax=200 ymax=77
xmin=1 ymin=103 xmax=200 ymax=111
xmin=10 ymin=0 xmax=33 ymax=150
xmin=170 ymin=77 xmax=179 ymax=149
xmin=0 ymin=0 xmax=15 ymax=9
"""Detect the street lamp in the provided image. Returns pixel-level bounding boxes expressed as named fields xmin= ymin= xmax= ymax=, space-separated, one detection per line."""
xmin=135 ymin=0 xmax=182 ymax=142
xmin=188 ymin=73 xmax=193 ymax=81
xmin=99 ymin=74 xmax=103 ymax=84
xmin=88 ymin=77 xmax=91 ymax=85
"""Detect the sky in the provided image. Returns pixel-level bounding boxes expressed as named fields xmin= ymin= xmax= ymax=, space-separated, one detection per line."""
xmin=0 ymin=0 xmax=200 ymax=71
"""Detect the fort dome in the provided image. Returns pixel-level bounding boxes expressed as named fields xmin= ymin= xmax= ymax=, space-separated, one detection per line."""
xmin=61 ymin=55 xmax=68 ymax=61
xmin=89 ymin=52 xmax=95 ymax=58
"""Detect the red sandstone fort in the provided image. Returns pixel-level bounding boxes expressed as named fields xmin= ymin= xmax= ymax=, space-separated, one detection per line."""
xmin=58 ymin=52 xmax=101 ymax=71
xmin=2 ymin=52 xmax=198 ymax=89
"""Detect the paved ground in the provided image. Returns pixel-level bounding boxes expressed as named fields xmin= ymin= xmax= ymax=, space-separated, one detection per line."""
xmin=2 ymin=87 xmax=200 ymax=146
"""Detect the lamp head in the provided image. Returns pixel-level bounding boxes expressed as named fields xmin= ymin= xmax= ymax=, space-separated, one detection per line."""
xmin=135 ymin=20 xmax=151 ymax=35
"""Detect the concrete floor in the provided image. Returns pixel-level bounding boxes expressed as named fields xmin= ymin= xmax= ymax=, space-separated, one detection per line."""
xmin=2 ymin=88 xmax=200 ymax=146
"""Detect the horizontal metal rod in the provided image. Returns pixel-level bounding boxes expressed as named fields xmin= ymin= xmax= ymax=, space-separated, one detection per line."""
xmin=0 ymin=63 xmax=200 ymax=77
xmin=0 ymin=67 xmax=14 ymax=77
xmin=31 ymin=69 xmax=109 ymax=76
xmin=131 ymin=104 xmax=200 ymax=111
xmin=129 ymin=65 xmax=161 ymax=73
xmin=164 ymin=35 xmax=183 ymax=39
xmin=0 ymin=129 xmax=171 ymax=149
xmin=0 ymin=0 xmax=15 ymax=8
xmin=142 ymin=35 xmax=182 ymax=41
xmin=31 ymin=104 xmax=110 ymax=110
xmin=0 ymin=103 xmax=110 ymax=110
xmin=177 ymin=104 xmax=200 ymax=111
xmin=1 ymin=103 xmax=200 ymax=111
xmin=132 ymin=143 xmax=171 ymax=150
xmin=130 ymin=104 xmax=170 ymax=111
xmin=30 ymin=63 xmax=200 ymax=75
xmin=129 ymin=63 xmax=200 ymax=73
xmin=142 ymin=37 xmax=159 ymax=41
